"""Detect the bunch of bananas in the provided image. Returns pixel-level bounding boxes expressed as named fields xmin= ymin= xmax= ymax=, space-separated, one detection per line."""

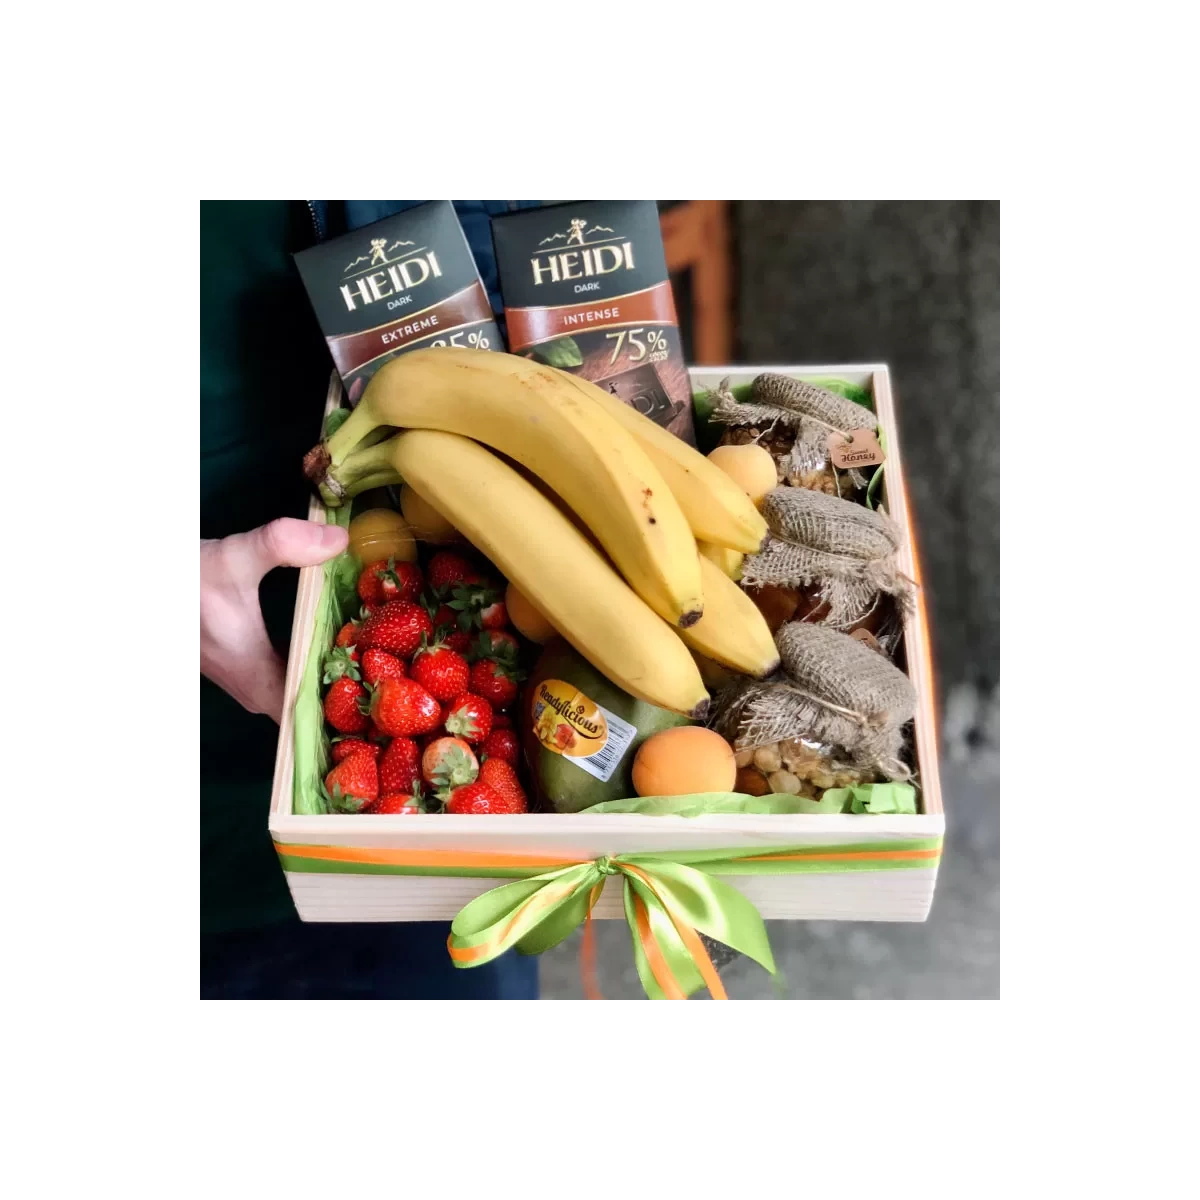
xmin=302 ymin=348 xmax=778 ymax=717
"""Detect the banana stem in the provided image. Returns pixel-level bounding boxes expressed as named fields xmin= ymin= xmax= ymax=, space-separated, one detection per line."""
xmin=326 ymin=401 xmax=385 ymax=467
xmin=336 ymin=437 xmax=402 ymax=493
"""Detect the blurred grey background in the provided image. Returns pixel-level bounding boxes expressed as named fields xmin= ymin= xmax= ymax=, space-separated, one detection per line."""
xmin=540 ymin=200 xmax=1000 ymax=999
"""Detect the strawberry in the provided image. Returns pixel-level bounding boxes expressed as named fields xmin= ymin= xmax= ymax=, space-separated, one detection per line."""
xmin=322 ymin=645 xmax=361 ymax=684
xmin=421 ymin=736 xmax=479 ymax=791
xmin=481 ymin=728 xmax=520 ymax=766
xmin=446 ymin=781 xmax=523 ymax=815
xmin=377 ymin=560 xmax=424 ymax=605
xmin=368 ymin=782 xmax=425 ymax=815
xmin=367 ymin=721 xmax=391 ymax=744
xmin=358 ymin=601 xmax=433 ymax=660
xmin=323 ymin=753 xmax=379 ymax=813
xmin=424 ymin=601 xmax=473 ymax=654
xmin=357 ymin=561 xmax=388 ymax=607
xmin=473 ymin=630 xmax=519 ymax=661
xmin=469 ymin=658 xmax=521 ymax=710
xmin=479 ymin=758 xmax=528 ymax=812
xmin=427 ymin=551 xmax=479 ymax=596
xmin=446 ymin=581 xmax=502 ymax=633
xmin=443 ymin=693 xmax=493 ymax=745
xmin=479 ymin=598 xmax=507 ymax=630
xmin=323 ymin=678 xmax=369 ymax=734
xmin=361 ymin=649 xmax=406 ymax=687
xmin=492 ymin=712 xmax=513 ymax=730
xmin=410 ymin=637 xmax=470 ymax=701
xmin=371 ymin=677 xmax=442 ymax=737
xmin=331 ymin=737 xmax=381 ymax=764
xmin=335 ymin=620 xmax=360 ymax=648
xmin=378 ymin=736 xmax=421 ymax=796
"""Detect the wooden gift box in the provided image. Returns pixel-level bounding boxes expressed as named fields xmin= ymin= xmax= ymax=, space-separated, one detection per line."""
xmin=269 ymin=364 xmax=944 ymax=923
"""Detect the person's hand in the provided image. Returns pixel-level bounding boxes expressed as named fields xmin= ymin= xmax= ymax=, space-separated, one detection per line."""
xmin=201 ymin=518 xmax=349 ymax=723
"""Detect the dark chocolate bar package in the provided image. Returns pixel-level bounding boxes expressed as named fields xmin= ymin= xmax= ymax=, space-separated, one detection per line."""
xmin=491 ymin=201 xmax=697 ymax=444
xmin=295 ymin=201 xmax=503 ymax=405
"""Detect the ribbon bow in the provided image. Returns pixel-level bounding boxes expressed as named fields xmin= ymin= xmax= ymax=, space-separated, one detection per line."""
xmin=276 ymin=836 xmax=941 ymax=1000
xmin=447 ymin=851 xmax=778 ymax=1000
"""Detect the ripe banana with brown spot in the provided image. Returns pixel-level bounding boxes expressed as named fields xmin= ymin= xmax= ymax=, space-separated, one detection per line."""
xmin=558 ymin=371 xmax=769 ymax=553
xmin=677 ymin=554 xmax=780 ymax=678
xmin=378 ymin=429 xmax=710 ymax=718
xmin=303 ymin=348 xmax=703 ymax=628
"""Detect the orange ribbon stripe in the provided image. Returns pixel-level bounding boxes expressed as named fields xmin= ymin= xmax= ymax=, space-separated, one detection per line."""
xmin=624 ymin=864 xmax=727 ymax=1001
xmin=447 ymin=877 xmax=581 ymax=964
xmin=633 ymin=893 xmax=686 ymax=1000
xmin=739 ymin=847 xmax=940 ymax=864
xmin=580 ymin=882 xmax=605 ymax=1001
xmin=277 ymin=843 xmax=579 ymax=872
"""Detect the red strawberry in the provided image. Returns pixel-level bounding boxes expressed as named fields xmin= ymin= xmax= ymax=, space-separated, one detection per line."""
xmin=322 ymin=645 xmax=361 ymax=684
xmin=479 ymin=758 xmax=528 ymax=812
xmin=421 ymin=736 xmax=479 ymax=791
xmin=359 ymin=601 xmax=433 ymax=660
xmin=443 ymin=693 xmax=493 ymax=745
xmin=470 ymin=658 xmax=520 ymax=710
xmin=335 ymin=620 xmax=360 ymax=648
xmin=446 ymin=582 xmax=502 ymax=633
xmin=367 ymin=721 xmax=391 ymax=744
xmin=481 ymin=728 xmax=520 ymax=766
xmin=446 ymin=781 xmax=523 ymax=815
xmin=323 ymin=678 xmax=369 ymax=734
xmin=492 ymin=712 xmax=513 ymax=730
xmin=361 ymin=649 xmax=406 ymax=687
xmin=425 ymin=602 xmax=473 ymax=654
xmin=368 ymin=783 xmax=425 ymax=815
xmin=427 ymin=551 xmax=479 ymax=595
xmin=323 ymin=754 xmax=379 ymax=813
xmin=379 ymin=736 xmax=421 ymax=796
xmin=479 ymin=598 xmax=507 ymax=630
xmin=473 ymin=630 xmax=519 ymax=661
xmin=410 ymin=638 xmax=470 ymax=701
xmin=377 ymin=560 xmax=424 ymax=605
xmin=371 ymin=677 xmax=442 ymax=737
xmin=357 ymin=561 xmax=388 ymax=607
xmin=331 ymin=737 xmax=381 ymax=764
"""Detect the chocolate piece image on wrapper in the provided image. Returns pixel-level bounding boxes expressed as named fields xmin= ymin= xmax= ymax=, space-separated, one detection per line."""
xmin=294 ymin=201 xmax=503 ymax=405
xmin=491 ymin=200 xmax=697 ymax=445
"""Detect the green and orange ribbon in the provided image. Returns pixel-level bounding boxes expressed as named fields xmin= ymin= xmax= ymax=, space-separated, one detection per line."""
xmin=275 ymin=836 xmax=942 ymax=1000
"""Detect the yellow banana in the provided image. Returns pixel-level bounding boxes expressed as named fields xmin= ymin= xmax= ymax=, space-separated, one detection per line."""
xmin=698 ymin=541 xmax=745 ymax=581
xmin=558 ymin=372 xmax=768 ymax=553
xmin=379 ymin=429 xmax=710 ymax=718
xmin=677 ymin=554 xmax=780 ymax=678
xmin=303 ymin=348 xmax=703 ymax=628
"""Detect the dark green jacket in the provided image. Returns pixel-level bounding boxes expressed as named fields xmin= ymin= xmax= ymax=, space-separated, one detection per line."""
xmin=201 ymin=201 xmax=331 ymax=933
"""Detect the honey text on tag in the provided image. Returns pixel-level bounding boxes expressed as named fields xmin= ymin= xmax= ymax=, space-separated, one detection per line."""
xmin=827 ymin=428 xmax=885 ymax=470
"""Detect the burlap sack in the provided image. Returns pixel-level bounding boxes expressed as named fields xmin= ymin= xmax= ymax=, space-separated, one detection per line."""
xmin=712 ymin=375 xmax=874 ymax=489
xmin=710 ymin=623 xmax=917 ymax=780
xmin=710 ymin=377 xmax=805 ymax=430
xmin=742 ymin=488 xmax=913 ymax=627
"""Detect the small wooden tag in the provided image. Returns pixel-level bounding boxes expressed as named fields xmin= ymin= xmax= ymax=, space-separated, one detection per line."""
xmin=849 ymin=627 xmax=883 ymax=653
xmin=828 ymin=428 xmax=885 ymax=470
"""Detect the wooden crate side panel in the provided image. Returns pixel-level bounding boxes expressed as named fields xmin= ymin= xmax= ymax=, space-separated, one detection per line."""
xmin=284 ymin=867 xmax=938 ymax=923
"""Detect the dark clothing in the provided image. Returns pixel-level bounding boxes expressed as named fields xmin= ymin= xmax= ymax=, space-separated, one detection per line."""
xmin=201 ymin=200 xmax=539 ymax=998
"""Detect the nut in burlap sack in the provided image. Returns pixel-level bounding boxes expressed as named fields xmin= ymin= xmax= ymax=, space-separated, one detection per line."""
xmin=742 ymin=487 xmax=914 ymax=629
xmin=711 ymin=622 xmax=917 ymax=781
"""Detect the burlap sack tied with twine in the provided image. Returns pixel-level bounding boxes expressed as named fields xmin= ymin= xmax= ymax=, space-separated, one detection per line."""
xmin=742 ymin=487 xmax=914 ymax=629
xmin=711 ymin=374 xmax=877 ymax=486
xmin=711 ymin=622 xmax=917 ymax=781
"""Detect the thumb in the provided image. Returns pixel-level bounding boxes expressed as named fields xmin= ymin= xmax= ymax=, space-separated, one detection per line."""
xmin=227 ymin=517 xmax=349 ymax=582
